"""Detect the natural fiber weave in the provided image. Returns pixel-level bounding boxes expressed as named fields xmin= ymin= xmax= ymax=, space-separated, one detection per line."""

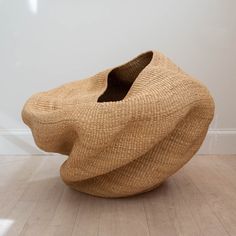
xmin=22 ymin=51 xmax=214 ymax=198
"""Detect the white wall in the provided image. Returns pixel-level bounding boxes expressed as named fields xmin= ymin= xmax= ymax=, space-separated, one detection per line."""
xmin=0 ymin=0 xmax=235 ymax=154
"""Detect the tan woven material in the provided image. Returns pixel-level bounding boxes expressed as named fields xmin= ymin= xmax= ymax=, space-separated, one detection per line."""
xmin=22 ymin=51 xmax=214 ymax=198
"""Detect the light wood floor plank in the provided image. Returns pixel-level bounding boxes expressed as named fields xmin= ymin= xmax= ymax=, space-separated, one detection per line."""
xmin=174 ymin=169 xmax=229 ymax=236
xmin=0 ymin=156 xmax=43 ymax=218
xmin=44 ymin=188 xmax=81 ymax=236
xmin=185 ymin=157 xmax=236 ymax=235
xmin=71 ymin=194 xmax=103 ymax=236
xmin=142 ymin=182 xmax=178 ymax=236
xmin=18 ymin=157 xmax=66 ymax=236
xmin=98 ymin=197 xmax=150 ymax=236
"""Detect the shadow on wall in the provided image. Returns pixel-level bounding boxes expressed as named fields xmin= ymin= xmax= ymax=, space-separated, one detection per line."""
xmin=0 ymin=106 xmax=41 ymax=155
xmin=0 ymin=124 xmax=43 ymax=155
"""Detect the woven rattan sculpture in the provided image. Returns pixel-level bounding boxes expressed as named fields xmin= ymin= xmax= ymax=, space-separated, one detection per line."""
xmin=22 ymin=51 xmax=214 ymax=198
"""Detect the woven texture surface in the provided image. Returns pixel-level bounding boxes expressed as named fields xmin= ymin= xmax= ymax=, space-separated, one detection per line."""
xmin=22 ymin=51 xmax=214 ymax=198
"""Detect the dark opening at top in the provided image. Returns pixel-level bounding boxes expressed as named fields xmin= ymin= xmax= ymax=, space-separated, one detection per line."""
xmin=97 ymin=51 xmax=153 ymax=102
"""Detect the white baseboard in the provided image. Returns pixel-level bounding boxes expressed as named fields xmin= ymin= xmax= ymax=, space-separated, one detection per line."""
xmin=0 ymin=129 xmax=235 ymax=155
xmin=198 ymin=129 xmax=236 ymax=155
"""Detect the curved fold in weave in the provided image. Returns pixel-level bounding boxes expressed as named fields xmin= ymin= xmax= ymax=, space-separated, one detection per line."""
xmin=22 ymin=51 xmax=214 ymax=198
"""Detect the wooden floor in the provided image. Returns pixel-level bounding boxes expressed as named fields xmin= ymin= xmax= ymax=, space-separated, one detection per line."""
xmin=0 ymin=155 xmax=235 ymax=236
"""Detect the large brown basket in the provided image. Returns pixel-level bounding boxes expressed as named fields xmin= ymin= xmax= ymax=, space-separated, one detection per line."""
xmin=22 ymin=51 xmax=214 ymax=197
